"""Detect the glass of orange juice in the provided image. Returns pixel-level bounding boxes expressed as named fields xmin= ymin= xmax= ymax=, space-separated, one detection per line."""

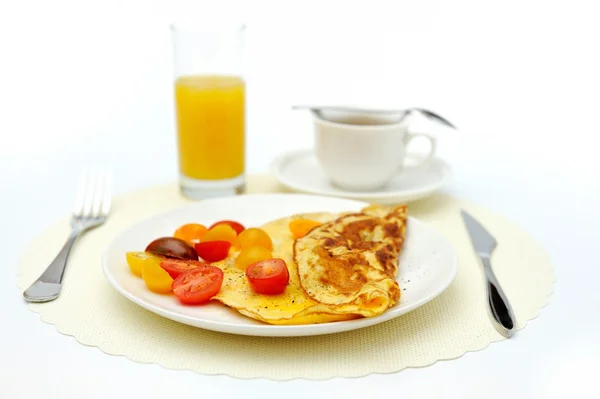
xmin=171 ymin=23 xmax=246 ymax=199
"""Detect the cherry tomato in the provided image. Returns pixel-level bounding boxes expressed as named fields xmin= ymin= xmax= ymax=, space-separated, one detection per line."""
xmin=174 ymin=223 xmax=208 ymax=244
xmin=202 ymin=224 xmax=237 ymax=244
xmin=289 ymin=219 xmax=322 ymax=238
xmin=141 ymin=258 xmax=174 ymax=293
xmin=125 ymin=252 xmax=163 ymax=277
xmin=209 ymin=220 xmax=246 ymax=235
xmin=195 ymin=241 xmax=231 ymax=262
xmin=172 ymin=266 xmax=224 ymax=305
xmin=234 ymin=228 xmax=273 ymax=251
xmin=145 ymin=237 xmax=198 ymax=260
xmin=245 ymin=258 xmax=289 ymax=295
xmin=159 ymin=259 xmax=207 ymax=279
xmin=234 ymin=246 xmax=272 ymax=271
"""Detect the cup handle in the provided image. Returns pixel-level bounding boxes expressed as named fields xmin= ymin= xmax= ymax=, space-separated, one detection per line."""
xmin=403 ymin=129 xmax=437 ymax=169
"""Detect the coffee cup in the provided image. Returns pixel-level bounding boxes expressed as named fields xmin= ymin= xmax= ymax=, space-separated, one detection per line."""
xmin=313 ymin=109 xmax=437 ymax=191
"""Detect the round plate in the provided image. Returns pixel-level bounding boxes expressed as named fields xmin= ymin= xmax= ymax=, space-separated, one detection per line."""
xmin=271 ymin=149 xmax=452 ymax=204
xmin=102 ymin=194 xmax=457 ymax=337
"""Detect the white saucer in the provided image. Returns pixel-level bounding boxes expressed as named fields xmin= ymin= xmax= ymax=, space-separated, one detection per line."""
xmin=271 ymin=149 xmax=452 ymax=204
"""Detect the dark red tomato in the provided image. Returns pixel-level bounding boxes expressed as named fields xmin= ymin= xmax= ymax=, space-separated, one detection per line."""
xmin=245 ymin=258 xmax=290 ymax=295
xmin=194 ymin=241 xmax=231 ymax=262
xmin=145 ymin=237 xmax=198 ymax=260
xmin=171 ymin=266 xmax=224 ymax=305
xmin=209 ymin=220 xmax=246 ymax=235
xmin=159 ymin=259 xmax=207 ymax=279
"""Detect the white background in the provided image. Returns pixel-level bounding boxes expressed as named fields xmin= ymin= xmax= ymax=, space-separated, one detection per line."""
xmin=1 ymin=0 xmax=599 ymax=398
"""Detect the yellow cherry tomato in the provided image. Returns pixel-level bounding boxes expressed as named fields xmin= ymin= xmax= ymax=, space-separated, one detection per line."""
xmin=234 ymin=246 xmax=273 ymax=271
xmin=141 ymin=259 xmax=174 ymax=293
xmin=125 ymin=252 xmax=163 ymax=277
xmin=234 ymin=228 xmax=273 ymax=251
xmin=202 ymin=224 xmax=237 ymax=244
xmin=289 ymin=219 xmax=322 ymax=238
xmin=174 ymin=223 xmax=208 ymax=244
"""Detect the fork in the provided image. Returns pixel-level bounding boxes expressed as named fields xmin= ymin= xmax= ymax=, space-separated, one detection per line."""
xmin=23 ymin=169 xmax=112 ymax=303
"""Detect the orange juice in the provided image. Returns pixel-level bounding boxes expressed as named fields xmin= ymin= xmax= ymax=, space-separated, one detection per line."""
xmin=174 ymin=75 xmax=245 ymax=180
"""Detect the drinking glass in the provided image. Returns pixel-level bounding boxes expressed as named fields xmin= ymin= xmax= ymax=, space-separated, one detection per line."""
xmin=172 ymin=23 xmax=246 ymax=199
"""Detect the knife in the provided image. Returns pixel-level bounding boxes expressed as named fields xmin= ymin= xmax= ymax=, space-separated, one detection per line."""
xmin=461 ymin=210 xmax=516 ymax=338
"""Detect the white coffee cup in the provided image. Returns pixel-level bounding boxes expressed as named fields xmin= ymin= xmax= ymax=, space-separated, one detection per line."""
xmin=313 ymin=110 xmax=437 ymax=191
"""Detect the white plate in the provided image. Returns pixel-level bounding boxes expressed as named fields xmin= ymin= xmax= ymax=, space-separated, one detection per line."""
xmin=102 ymin=194 xmax=457 ymax=337
xmin=271 ymin=149 xmax=452 ymax=204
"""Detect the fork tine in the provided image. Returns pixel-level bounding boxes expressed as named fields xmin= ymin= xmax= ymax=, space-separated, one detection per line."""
xmin=83 ymin=168 xmax=97 ymax=217
xmin=92 ymin=170 xmax=105 ymax=217
xmin=101 ymin=172 xmax=112 ymax=216
xmin=73 ymin=170 xmax=88 ymax=216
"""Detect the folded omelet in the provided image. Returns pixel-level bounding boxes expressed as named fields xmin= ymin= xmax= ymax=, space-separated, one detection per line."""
xmin=294 ymin=204 xmax=406 ymax=318
xmin=211 ymin=204 xmax=407 ymax=324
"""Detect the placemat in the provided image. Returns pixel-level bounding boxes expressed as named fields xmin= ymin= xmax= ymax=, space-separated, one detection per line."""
xmin=16 ymin=174 xmax=554 ymax=380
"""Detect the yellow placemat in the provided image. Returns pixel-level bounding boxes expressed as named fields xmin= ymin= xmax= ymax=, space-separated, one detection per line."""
xmin=16 ymin=174 xmax=554 ymax=380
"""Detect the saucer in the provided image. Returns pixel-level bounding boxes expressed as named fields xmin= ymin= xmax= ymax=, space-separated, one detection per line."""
xmin=270 ymin=149 xmax=452 ymax=204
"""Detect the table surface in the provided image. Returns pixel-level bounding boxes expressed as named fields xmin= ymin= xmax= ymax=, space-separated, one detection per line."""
xmin=1 ymin=0 xmax=599 ymax=398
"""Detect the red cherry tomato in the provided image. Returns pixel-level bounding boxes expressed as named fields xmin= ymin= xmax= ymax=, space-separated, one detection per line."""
xmin=245 ymin=258 xmax=290 ymax=295
xmin=194 ymin=241 xmax=231 ymax=262
xmin=172 ymin=266 xmax=224 ymax=305
xmin=159 ymin=259 xmax=207 ymax=279
xmin=209 ymin=220 xmax=246 ymax=235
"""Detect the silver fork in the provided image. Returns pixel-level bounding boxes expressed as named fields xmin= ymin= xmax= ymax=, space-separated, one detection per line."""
xmin=23 ymin=169 xmax=112 ymax=303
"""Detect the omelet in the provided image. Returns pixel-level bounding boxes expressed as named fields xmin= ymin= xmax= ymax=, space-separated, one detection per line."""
xmin=211 ymin=204 xmax=407 ymax=324
xmin=294 ymin=204 xmax=406 ymax=318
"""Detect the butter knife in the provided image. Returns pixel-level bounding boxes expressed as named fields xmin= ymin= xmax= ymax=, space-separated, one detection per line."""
xmin=461 ymin=210 xmax=516 ymax=338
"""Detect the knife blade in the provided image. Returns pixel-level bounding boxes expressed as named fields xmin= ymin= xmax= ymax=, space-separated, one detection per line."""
xmin=461 ymin=210 xmax=516 ymax=338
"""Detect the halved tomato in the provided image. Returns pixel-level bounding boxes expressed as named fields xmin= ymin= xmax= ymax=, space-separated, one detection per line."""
xmin=209 ymin=220 xmax=246 ymax=235
xmin=202 ymin=224 xmax=237 ymax=244
xmin=125 ymin=251 xmax=163 ymax=277
xmin=245 ymin=258 xmax=290 ymax=295
xmin=172 ymin=266 xmax=224 ymax=305
xmin=174 ymin=223 xmax=208 ymax=244
xmin=234 ymin=228 xmax=273 ymax=251
xmin=141 ymin=259 xmax=174 ymax=293
xmin=234 ymin=246 xmax=272 ymax=271
xmin=195 ymin=241 xmax=231 ymax=262
xmin=160 ymin=259 xmax=207 ymax=279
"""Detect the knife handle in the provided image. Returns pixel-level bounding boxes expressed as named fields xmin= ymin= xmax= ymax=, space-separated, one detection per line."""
xmin=481 ymin=256 xmax=516 ymax=337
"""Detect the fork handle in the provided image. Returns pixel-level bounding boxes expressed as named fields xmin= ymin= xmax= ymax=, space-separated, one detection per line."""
xmin=23 ymin=229 xmax=81 ymax=303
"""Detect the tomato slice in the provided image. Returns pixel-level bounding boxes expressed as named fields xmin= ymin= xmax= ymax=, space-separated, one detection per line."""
xmin=194 ymin=241 xmax=231 ymax=262
xmin=202 ymin=224 xmax=237 ymax=244
xmin=172 ymin=266 xmax=224 ymax=305
xmin=234 ymin=246 xmax=272 ymax=271
xmin=173 ymin=223 xmax=208 ymax=244
xmin=209 ymin=220 xmax=246 ymax=235
xmin=141 ymin=259 xmax=174 ymax=293
xmin=125 ymin=252 xmax=164 ymax=277
xmin=160 ymin=259 xmax=207 ymax=279
xmin=234 ymin=228 xmax=273 ymax=251
xmin=245 ymin=258 xmax=290 ymax=295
